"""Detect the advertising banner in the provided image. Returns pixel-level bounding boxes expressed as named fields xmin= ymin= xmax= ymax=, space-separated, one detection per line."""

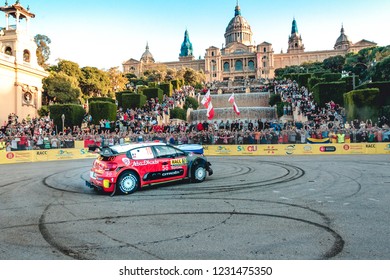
xmin=1 ymin=143 xmax=390 ymax=165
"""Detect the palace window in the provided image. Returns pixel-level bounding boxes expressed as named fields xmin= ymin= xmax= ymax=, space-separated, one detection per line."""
xmin=224 ymin=62 xmax=230 ymax=72
xmin=248 ymin=60 xmax=255 ymax=71
xmin=235 ymin=60 xmax=243 ymax=71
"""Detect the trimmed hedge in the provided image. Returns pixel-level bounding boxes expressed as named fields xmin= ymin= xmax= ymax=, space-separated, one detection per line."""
xmin=344 ymin=88 xmax=380 ymax=121
xmin=122 ymin=93 xmax=147 ymax=111
xmin=170 ymin=107 xmax=187 ymax=120
xmin=322 ymin=73 xmax=342 ymax=82
xmin=312 ymin=71 xmax=331 ymax=78
xmin=382 ymin=105 xmax=390 ymax=121
xmin=308 ymin=77 xmax=325 ymax=92
xmin=88 ymin=97 xmax=116 ymax=104
xmin=171 ymin=80 xmax=180 ymax=90
xmin=49 ymin=104 xmax=85 ymax=130
xmin=312 ymin=81 xmax=347 ymax=107
xmin=297 ymin=73 xmax=312 ymax=88
xmin=89 ymin=101 xmax=117 ymax=125
xmin=356 ymin=81 xmax=390 ymax=106
xmin=184 ymin=96 xmax=199 ymax=110
xmin=340 ymin=76 xmax=357 ymax=92
xmin=283 ymin=73 xmax=299 ymax=82
xmin=143 ymin=88 xmax=164 ymax=103
xmin=115 ymin=90 xmax=133 ymax=108
xmin=159 ymin=83 xmax=173 ymax=97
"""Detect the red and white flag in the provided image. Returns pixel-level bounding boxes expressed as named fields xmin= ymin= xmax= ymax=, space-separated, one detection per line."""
xmin=228 ymin=93 xmax=240 ymax=116
xmin=201 ymin=90 xmax=215 ymax=120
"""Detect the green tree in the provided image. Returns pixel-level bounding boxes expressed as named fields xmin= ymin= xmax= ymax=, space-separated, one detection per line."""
xmin=372 ymin=56 xmax=390 ymax=82
xmin=107 ymin=67 xmax=127 ymax=95
xmin=323 ymin=55 xmax=345 ymax=73
xmin=34 ymin=34 xmax=51 ymax=68
xmin=177 ymin=67 xmax=205 ymax=86
xmin=49 ymin=59 xmax=82 ymax=80
xmin=79 ymin=66 xmax=111 ymax=98
xmin=42 ymin=72 xmax=81 ymax=104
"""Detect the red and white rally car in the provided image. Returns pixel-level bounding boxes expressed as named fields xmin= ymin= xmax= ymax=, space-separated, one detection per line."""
xmin=86 ymin=142 xmax=213 ymax=195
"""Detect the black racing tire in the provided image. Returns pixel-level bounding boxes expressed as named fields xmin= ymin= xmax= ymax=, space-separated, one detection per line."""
xmin=191 ymin=162 xmax=207 ymax=183
xmin=116 ymin=171 xmax=139 ymax=195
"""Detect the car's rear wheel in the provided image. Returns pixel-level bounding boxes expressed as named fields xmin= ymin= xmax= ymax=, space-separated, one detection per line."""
xmin=117 ymin=171 xmax=139 ymax=194
xmin=191 ymin=162 xmax=206 ymax=183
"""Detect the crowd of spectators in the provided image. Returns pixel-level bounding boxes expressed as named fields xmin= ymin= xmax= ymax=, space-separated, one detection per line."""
xmin=1 ymin=81 xmax=390 ymax=151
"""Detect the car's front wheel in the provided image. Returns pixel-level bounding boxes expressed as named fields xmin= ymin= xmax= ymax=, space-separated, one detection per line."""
xmin=191 ymin=162 xmax=206 ymax=183
xmin=117 ymin=171 xmax=139 ymax=194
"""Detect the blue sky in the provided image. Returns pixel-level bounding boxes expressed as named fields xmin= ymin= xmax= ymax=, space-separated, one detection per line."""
xmin=7 ymin=0 xmax=390 ymax=70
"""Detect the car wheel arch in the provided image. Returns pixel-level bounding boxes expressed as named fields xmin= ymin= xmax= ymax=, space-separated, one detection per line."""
xmin=116 ymin=168 xmax=142 ymax=194
xmin=189 ymin=158 xmax=207 ymax=182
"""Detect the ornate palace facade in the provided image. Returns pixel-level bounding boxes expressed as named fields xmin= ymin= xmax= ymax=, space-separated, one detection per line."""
xmin=123 ymin=3 xmax=376 ymax=83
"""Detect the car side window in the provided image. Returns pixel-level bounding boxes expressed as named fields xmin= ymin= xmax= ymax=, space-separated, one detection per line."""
xmin=154 ymin=146 xmax=181 ymax=158
xmin=128 ymin=147 xmax=154 ymax=160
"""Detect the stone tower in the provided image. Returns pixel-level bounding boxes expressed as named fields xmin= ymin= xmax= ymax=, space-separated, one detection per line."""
xmin=0 ymin=1 xmax=48 ymax=124
xmin=287 ymin=18 xmax=305 ymax=53
xmin=179 ymin=29 xmax=194 ymax=61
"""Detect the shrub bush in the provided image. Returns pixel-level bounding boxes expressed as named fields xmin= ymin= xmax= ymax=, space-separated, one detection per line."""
xmin=356 ymin=81 xmax=390 ymax=106
xmin=312 ymin=81 xmax=346 ymax=107
xmin=344 ymin=88 xmax=380 ymax=121
xmin=159 ymin=83 xmax=173 ymax=97
xmin=184 ymin=96 xmax=199 ymax=110
xmin=115 ymin=90 xmax=133 ymax=108
xmin=297 ymin=73 xmax=312 ymax=88
xmin=143 ymin=88 xmax=164 ymax=103
xmin=122 ymin=93 xmax=147 ymax=111
xmin=308 ymin=77 xmax=325 ymax=92
xmin=322 ymin=73 xmax=342 ymax=82
xmin=89 ymin=101 xmax=117 ymax=125
xmin=170 ymin=107 xmax=187 ymax=120
xmin=88 ymin=97 xmax=116 ymax=104
xmin=49 ymin=104 xmax=86 ymax=130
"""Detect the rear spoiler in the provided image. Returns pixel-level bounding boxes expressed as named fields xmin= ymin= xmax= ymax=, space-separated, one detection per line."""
xmin=99 ymin=146 xmax=117 ymax=157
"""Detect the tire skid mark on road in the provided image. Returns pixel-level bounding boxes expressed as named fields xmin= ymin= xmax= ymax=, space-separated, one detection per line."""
xmin=97 ymin=230 xmax=164 ymax=260
xmin=135 ymin=162 xmax=305 ymax=197
xmin=42 ymin=161 xmax=303 ymax=196
xmin=36 ymin=159 xmax=344 ymax=259
xmin=38 ymin=210 xmax=344 ymax=260
xmin=0 ymin=178 xmax=34 ymax=196
xmin=38 ymin=203 xmax=89 ymax=260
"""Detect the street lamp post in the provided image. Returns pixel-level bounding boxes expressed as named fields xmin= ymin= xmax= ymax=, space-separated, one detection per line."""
xmin=61 ymin=114 xmax=65 ymax=133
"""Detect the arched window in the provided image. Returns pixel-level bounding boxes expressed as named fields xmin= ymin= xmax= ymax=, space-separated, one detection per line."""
xmin=5 ymin=46 xmax=12 ymax=55
xmin=248 ymin=60 xmax=255 ymax=71
xmin=235 ymin=60 xmax=243 ymax=71
xmin=23 ymin=50 xmax=30 ymax=62
xmin=264 ymin=47 xmax=267 ymax=53
xmin=224 ymin=62 xmax=230 ymax=72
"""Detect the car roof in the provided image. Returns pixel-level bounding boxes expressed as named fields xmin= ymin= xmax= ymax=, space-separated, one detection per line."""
xmin=109 ymin=142 xmax=168 ymax=154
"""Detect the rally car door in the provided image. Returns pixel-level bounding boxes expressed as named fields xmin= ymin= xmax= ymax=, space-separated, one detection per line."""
xmin=152 ymin=145 xmax=189 ymax=182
